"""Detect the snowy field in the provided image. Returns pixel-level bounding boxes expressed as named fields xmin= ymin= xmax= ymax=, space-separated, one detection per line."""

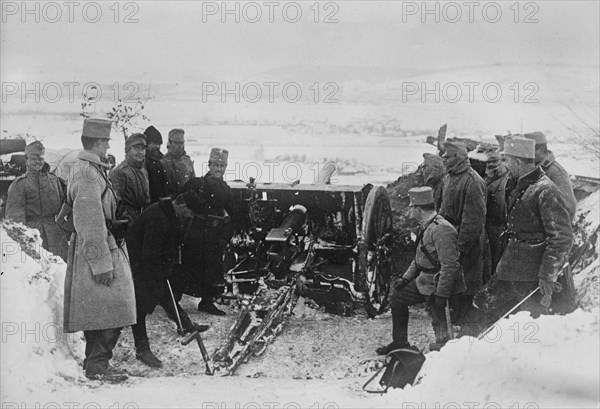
xmin=1 ymin=189 xmax=599 ymax=409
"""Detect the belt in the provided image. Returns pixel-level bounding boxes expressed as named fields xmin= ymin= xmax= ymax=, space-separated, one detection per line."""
xmin=416 ymin=266 xmax=440 ymax=274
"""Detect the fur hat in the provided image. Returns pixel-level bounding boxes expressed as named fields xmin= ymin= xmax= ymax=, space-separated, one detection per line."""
xmin=144 ymin=126 xmax=163 ymax=145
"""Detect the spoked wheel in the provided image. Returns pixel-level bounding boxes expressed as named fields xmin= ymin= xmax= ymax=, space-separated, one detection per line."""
xmin=359 ymin=186 xmax=394 ymax=318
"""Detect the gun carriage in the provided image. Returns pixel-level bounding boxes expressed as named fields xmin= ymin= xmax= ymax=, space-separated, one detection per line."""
xmin=211 ymin=179 xmax=394 ymax=374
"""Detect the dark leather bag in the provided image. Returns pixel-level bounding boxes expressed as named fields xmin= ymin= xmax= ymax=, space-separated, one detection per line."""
xmin=363 ymin=347 xmax=426 ymax=393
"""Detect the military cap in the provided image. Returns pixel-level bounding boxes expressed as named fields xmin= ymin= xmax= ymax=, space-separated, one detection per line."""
xmin=82 ymin=118 xmax=112 ymax=139
xmin=144 ymin=125 xmax=163 ymax=145
xmin=442 ymin=141 xmax=468 ymax=157
xmin=408 ymin=186 xmax=434 ymax=206
xmin=24 ymin=141 xmax=45 ymax=157
xmin=423 ymin=153 xmax=444 ymax=168
xmin=500 ymin=137 xmax=535 ymax=159
xmin=209 ymin=147 xmax=229 ymax=165
xmin=168 ymin=128 xmax=185 ymax=142
xmin=524 ymin=131 xmax=547 ymax=145
xmin=125 ymin=133 xmax=146 ymax=151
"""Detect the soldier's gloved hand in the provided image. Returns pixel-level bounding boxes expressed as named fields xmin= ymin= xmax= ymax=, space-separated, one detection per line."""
xmin=93 ymin=270 xmax=114 ymax=286
xmin=432 ymin=295 xmax=448 ymax=308
xmin=538 ymin=278 xmax=555 ymax=296
xmin=393 ymin=277 xmax=410 ymax=291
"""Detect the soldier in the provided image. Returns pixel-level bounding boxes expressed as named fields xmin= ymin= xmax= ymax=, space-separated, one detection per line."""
xmin=143 ymin=125 xmax=168 ymax=203
xmin=377 ymin=187 xmax=466 ymax=355
xmin=206 ymin=147 xmax=229 ymax=180
xmin=6 ymin=141 xmax=69 ymax=261
xmin=162 ymin=129 xmax=195 ymax=197
xmin=485 ymin=150 xmax=510 ymax=275
xmin=125 ymin=190 xmax=210 ymax=368
xmin=63 ymin=118 xmax=136 ymax=382
xmin=421 ymin=153 xmax=446 ymax=211
xmin=463 ymin=137 xmax=573 ymax=335
xmin=523 ymin=132 xmax=577 ymax=220
xmin=439 ymin=141 xmax=489 ymax=324
xmin=177 ymin=175 xmax=231 ymax=316
xmin=109 ymin=133 xmax=150 ymax=225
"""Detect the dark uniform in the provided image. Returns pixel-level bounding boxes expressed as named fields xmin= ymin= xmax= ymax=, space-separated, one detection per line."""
xmin=125 ymin=193 xmax=209 ymax=366
xmin=5 ymin=143 xmax=69 ymax=261
xmin=177 ymin=175 xmax=235 ymax=314
xmin=484 ymin=154 xmax=510 ymax=274
xmin=144 ymin=126 xmax=168 ymax=203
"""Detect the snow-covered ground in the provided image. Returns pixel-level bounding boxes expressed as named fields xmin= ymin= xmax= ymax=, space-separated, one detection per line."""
xmin=1 ymin=188 xmax=599 ymax=408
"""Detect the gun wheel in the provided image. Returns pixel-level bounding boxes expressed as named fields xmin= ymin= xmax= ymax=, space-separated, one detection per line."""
xmin=360 ymin=186 xmax=393 ymax=318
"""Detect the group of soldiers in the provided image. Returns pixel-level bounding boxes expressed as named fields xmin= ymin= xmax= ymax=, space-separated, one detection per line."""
xmin=377 ymin=133 xmax=575 ymax=355
xmin=5 ymin=120 xmax=576 ymax=382
xmin=6 ymin=118 xmax=234 ymax=382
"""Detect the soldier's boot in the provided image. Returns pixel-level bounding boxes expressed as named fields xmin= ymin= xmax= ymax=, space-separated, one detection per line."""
xmin=429 ymin=301 xmax=450 ymax=351
xmin=376 ymin=306 xmax=411 ymax=355
xmin=135 ymin=347 xmax=163 ymax=369
xmin=198 ymin=299 xmax=226 ymax=316
xmin=85 ymin=328 xmax=126 ymax=382
xmin=180 ymin=310 xmax=210 ymax=334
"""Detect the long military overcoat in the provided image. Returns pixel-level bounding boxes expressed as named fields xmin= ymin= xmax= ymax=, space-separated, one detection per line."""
xmin=439 ymin=159 xmax=488 ymax=295
xmin=63 ymin=150 xmax=136 ymax=333
xmin=145 ymin=149 xmax=168 ymax=203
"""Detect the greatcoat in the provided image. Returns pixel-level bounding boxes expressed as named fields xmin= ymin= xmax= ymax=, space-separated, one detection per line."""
xmin=63 ymin=150 xmax=136 ymax=333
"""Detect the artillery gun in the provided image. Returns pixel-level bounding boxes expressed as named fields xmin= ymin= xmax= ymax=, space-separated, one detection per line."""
xmin=211 ymin=178 xmax=395 ymax=374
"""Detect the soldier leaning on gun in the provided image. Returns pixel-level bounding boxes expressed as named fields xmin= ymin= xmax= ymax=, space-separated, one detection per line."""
xmin=125 ymin=189 xmax=210 ymax=368
xmin=462 ymin=137 xmax=573 ymax=336
xmin=377 ymin=187 xmax=466 ymax=355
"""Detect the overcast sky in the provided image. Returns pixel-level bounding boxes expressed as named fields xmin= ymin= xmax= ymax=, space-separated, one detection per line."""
xmin=1 ymin=1 xmax=598 ymax=85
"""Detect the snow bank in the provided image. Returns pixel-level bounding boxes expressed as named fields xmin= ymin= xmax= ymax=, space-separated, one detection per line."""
xmin=0 ymin=221 xmax=84 ymax=399
xmin=378 ymin=309 xmax=600 ymax=408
